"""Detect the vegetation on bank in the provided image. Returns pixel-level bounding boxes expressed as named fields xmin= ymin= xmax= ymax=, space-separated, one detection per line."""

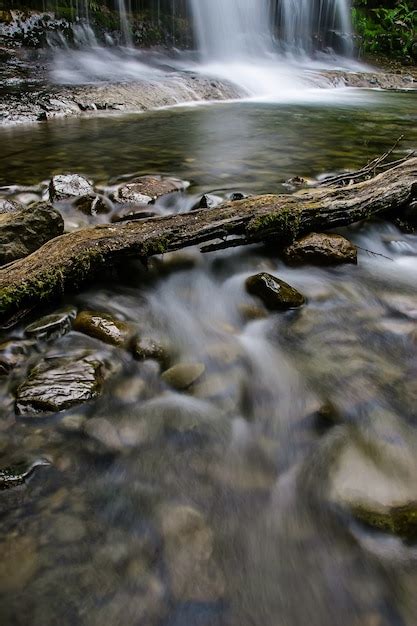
xmin=353 ymin=0 xmax=417 ymax=63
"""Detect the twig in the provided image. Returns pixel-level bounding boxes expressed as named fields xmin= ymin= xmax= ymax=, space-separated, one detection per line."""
xmin=356 ymin=245 xmax=393 ymax=261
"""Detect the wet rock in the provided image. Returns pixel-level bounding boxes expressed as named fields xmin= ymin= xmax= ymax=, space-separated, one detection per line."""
xmin=15 ymin=353 xmax=107 ymax=415
xmin=58 ymin=413 xmax=86 ymax=433
xmin=192 ymin=193 xmax=222 ymax=210
xmin=0 ymin=338 xmax=34 ymax=375
xmin=0 ymin=202 xmax=64 ymax=265
xmin=50 ymin=513 xmax=87 ymax=543
xmin=111 ymin=204 xmax=158 ymax=222
xmin=84 ymin=417 xmax=123 ymax=454
xmin=49 ymin=174 xmax=93 ymax=201
xmin=0 ymin=197 xmax=24 ymax=213
xmin=157 ymin=503 xmax=225 ymax=602
xmin=330 ymin=433 xmax=417 ymax=539
xmin=0 ymin=535 xmax=39 ymax=592
xmin=115 ymin=175 xmax=186 ymax=205
xmin=238 ymin=303 xmax=268 ymax=321
xmin=150 ymin=251 xmax=198 ymax=276
xmin=245 ymin=272 xmax=305 ymax=310
xmin=73 ymin=310 xmax=134 ymax=348
xmin=24 ymin=307 xmax=76 ymax=340
xmin=132 ymin=336 xmax=169 ymax=364
xmin=0 ymin=457 xmax=51 ymax=490
xmin=162 ymin=362 xmax=205 ymax=390
xmin=283 ymin=232 xmax=357 ymax=266
xmin=228 ymin=191 xmax=247 ymax=201
xmin=74 ymin=193 xmax=112 ymax=215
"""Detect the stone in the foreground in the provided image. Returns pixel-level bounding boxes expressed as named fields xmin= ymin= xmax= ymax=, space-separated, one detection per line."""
xmin=245 ymin=272 xmax=305 ymax=310
xmin=73 ymin=310 xmax=133 ymax=347
xmin=15 ymin=353 xmax=107 ymax=415
xmin=330 ymin=433 xmax=417 ymax=539
xmin=49 ymin=174 xmax=93 ymax=201
xmin=0 ymin=203 xmax=64 ymax=266
xmin=115 ymin=175 xmax=186 ymax=205
xmin=283 ymin=232 xmax=357 ymax=266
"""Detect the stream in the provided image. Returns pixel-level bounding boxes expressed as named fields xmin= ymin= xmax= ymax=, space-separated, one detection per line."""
xmin=1 ymin=91 xmax=417 ymax=625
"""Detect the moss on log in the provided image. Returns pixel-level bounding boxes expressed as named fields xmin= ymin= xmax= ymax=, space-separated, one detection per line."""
xmin=1 ymin=157 xmax=417 ymax=326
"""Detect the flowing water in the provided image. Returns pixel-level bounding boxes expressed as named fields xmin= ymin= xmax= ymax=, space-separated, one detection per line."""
xmin=1 ymin=92 xmax=417 ymax=625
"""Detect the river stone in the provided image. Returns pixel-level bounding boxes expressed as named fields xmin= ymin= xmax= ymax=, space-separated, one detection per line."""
xmin=74 ymin=193 xmax=111 ymax=215
xmin=283 ymin=232 xmax=357 ymax=266
xmin=245 ymin=272 xmax=305 ymax=310
xmin=0 ymin=535 xmax=39 ymax=592
xmin=161 ymin=362 xmax=205 ymax=390
xmin=49 ymin=174 xmax=93 ymax=201
xmin=0 ymin=198 xmax=24 ymax=213
xmin=111 ymin=205 xmax=158 ymax=223
xmin=84 ymin=417 xmax=122 ymax=453
xmin=330 ymin=434 xmax=417 ymax=539
xmin=0 ymin=338 xmax=34 ymax=375
xmin=157 ymin=503 xmax=225 ymax=602
xmin=132 ymin=336 xmax=168 ymax=364
xmin=0 ymin=458 xmax=51 ymax=490
xmin=24 ymin=307 xmax=77 ymax=340
xmin=73 ymin=310 xmax=134 ymax=348
xmin=50 ymin=513 xmax=87 ymax=543
xmin=115 ymin=175 xmax=186 ymax=204
xmin=15 ymin=353 xmax=106 ymax=415
xmin=0 ymin=202 xmax=64 ymax=265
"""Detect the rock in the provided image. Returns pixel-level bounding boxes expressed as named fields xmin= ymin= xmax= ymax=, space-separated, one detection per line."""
xmin=73 ymin=310 xmax=134 ymax=348
xmin=15 ymin=353 xmax=107 ymax=415
xmin=58 ymin=413 xmax=86 ymax=433
xmin=49 ymin=174 xmax=93 ymax=201
xmin=84 ymin=417 xmax=122 ymax=454
xmin=0 ymin=198 xmax=24 ymax=213
xmin=283 ymin=232 xmax=357 ymax=266
xmin=162 ymin=362 xmax=205 ymax=390
xmin=245 ymin=272 xmax=305 ymax=310
xmin=150 ymin=251 xmax=198 ymax=276
xmin=0 ymin=202 xmax=64 ymax=265
xmin=0 ymin=338 xmax=34 ymax=375
xmin=0 ymin=535 xmax=39 ymax=592
xmin=330 ymin=433 xmax=417 ymax=539
xmin=50 ymin=513 xmax=87 ymax=543
xmin=111 ymin=205 xmax=158 ymax=223
xmin=238 ymin=303 xmax=268 ymax=321
xmin=0 ymin=457 xmax=51 ymax=490
xmin=74 ymin=193 xmax=112 ymax=215
xmin=192 ymin=193 xmax=222 ymax=210
xmin=115 ymin=175 xmax=186 ymax=205
xmin=157 ymin=504 xmax=225 ymax=602
xmin=228 ymin=191 xmax=247 ymax=201
xmin=132 ymin=336 xmax=169 ymax=364
xmin=24 ymin=307 xmax=76 ymax=340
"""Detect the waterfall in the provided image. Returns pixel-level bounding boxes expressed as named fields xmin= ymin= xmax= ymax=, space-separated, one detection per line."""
xmin=189 ymin=0 xmax=352 ymax=61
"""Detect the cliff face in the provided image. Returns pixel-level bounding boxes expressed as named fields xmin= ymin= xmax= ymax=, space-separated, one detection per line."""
xmin=0 ymin=2 xmax=192 ymax=49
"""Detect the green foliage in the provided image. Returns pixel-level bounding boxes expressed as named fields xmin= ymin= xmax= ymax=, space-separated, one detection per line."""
xmin=352 ymin=1 xmax=417 ymax=60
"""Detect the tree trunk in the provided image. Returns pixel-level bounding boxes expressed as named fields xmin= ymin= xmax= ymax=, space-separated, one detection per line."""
xmin=1 ymin=157 xmax=416 ymax=327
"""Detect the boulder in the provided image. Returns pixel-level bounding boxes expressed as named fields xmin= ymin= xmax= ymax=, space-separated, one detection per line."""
xmin=115 ymin=175 xmax=186 ymax=205
xmin=161 ymin=362 xmax=205 ymax=390
xmin=24 ymin=307 xmax=77 ymax=340
xmin=73 ymin=310 xmax=134 ymax=348
xmin=157 ymin=503 xmax=225 ymax=602
xmin=330 ymin=432 xmax=417 ymax=539
xmin=0 ymin=203 xmax=64 ymax=265
xmin=49 ymin=174 xmax=93 ymax=201
xmin=283 ymin=232 xmax=357 ymax=266
xmin=245 ymin=272 xmax=305 ymax=310
xmin=15 ymin=352 xmax=107 ymax=415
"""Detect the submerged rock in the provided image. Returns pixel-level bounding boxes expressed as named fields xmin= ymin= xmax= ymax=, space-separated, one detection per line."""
xmin=245 ymin=272 xmax=305 ymax=310
xmin=0 ymin=202 xmax=64 ymax=265
xmin=15 ymin=353 xmax=107 ymax=415
xmin=24 ymin=307 xmax=77 ymax=340
xmin=73 ymin=310 xmax=134 ymax=348
xmin=49 ymin=174 xmax=93 ymax=201
xmin=283 ymin=232 xmax=357 ymax=266
xmin=0 ymin=339 xmax=34 ymax=375
xmin=162 ymin=362 xmax=205 ymax=390
xmin=330 ymin=432 xmax=417 ymax=539
xmin=0 ymin=458 xmax=51 ymax=490
xmin=157 ymin=503 xmax=225 ymax=602
xmin=0 ymin=535 xmax=39 ymax=592
xmin=115 ymin=175 xmax=186 ymax=205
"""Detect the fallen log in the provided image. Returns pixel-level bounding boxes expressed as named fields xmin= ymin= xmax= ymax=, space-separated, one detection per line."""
xmin=1 ymin=157 xmax=417 ymax=326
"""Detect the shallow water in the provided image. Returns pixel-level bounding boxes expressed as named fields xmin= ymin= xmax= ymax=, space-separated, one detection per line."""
xmin=1 ymin=93 xmax=417 ymax=626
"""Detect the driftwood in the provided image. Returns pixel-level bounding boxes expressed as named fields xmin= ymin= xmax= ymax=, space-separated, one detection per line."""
xmin=1 ymin=157 xmax=417 ymax=326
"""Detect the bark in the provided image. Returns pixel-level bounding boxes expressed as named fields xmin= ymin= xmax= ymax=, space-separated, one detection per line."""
xmin=1 ymin=157 xmax=417 ymax=327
